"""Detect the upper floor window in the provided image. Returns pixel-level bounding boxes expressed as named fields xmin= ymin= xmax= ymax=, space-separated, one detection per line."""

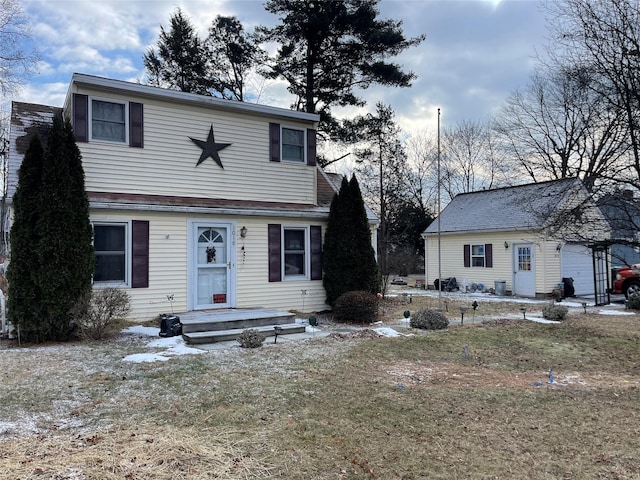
xmin=73 ymin=94 xmax=143 ymax=147
xmin=281 ymin=127 xmax=305 ymax=162
xmin=91 ymin=99 xmax=127 ymax=143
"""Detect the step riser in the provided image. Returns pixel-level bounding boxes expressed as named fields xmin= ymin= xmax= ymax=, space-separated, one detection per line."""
xmin=181 ymin=315 xmax=295 ymax=334
xmin=184 ymin=324 xmax=306 ymax=344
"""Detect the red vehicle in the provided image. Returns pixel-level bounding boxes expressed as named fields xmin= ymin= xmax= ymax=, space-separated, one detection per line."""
xmin=612 ymin=264 xmax=640 ymax=298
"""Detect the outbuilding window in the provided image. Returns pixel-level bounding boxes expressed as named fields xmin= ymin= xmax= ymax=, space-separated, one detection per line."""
xmin=464 ymin=243 xmax=493 ymax=268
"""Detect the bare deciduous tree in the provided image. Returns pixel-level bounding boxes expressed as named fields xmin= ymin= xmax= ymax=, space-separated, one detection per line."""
xmin=0 ymin=0 xmax=39 ymax=97
xmin=441 ymin=118 xmax=510 ymax=199
xmin=546 ymin=0 xmax=640 ymax=190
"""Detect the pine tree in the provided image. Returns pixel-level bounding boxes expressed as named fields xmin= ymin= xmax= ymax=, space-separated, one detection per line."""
xmin=258 ymin=0 xmax=424 ymax=146
xmin=7 ymin=134 xmax=46 ymax=342
xmin=36 ymin=115 xmax=93 ymax=341
xmin=143 ymin=8 xmax=210 ymax=95
xmin=323 ymin=174 xmax=379 ymax=306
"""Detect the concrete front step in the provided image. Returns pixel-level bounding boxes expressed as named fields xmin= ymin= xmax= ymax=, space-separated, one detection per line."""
xmin=183 ymin=322 xmax=306 ymax=344
xmin=180 ymin=308 xmax=296 ymax=334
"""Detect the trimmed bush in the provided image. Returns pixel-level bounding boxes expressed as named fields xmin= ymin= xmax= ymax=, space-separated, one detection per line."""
xmin=542 ymin=302 xmax=569 ymax=321
xmin=334 ymin=290 xmax=378 ymax=323
xmin=71 ymin=288 xmax=131 ymax=340
xmin=410 ymin=308 xmax=449 ymax=330
xmin=628 ymin=293 xmax=640 ymax=310
xmin=237 ymin=329 xmax=266 ymax=348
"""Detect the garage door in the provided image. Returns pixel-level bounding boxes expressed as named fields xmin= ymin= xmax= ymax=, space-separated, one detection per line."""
xmin=561 ymin=244 xmax=594 ymax=296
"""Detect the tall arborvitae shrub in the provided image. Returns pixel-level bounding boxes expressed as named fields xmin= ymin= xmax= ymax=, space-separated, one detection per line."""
xmin=323 ymin=174 xmax=380 ymax=306
xmin=7 ymin=135 xmax=46 ymax=342
xmin=36 ymin=116 xmax=94 ymax=341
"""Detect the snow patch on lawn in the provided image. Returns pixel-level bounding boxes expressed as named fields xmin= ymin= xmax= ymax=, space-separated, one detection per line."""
xmin=599 ymin=309 xmax=635 ymax=316
xmin=122 ymin=326 xmax=206 ymax=363
xmin=374 ymin=327 xmax=403 ymax=337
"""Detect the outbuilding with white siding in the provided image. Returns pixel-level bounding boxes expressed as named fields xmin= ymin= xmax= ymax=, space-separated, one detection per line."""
xmin=423 ymin=178 xmax=611 ymax=299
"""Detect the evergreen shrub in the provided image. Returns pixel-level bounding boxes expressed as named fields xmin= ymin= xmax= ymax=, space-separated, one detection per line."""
xmin=542 ymin=303 xmax=569 ymax=321
xmin=627 ymin=293 xmax=640 ymax=310
xmin=323 ymin=175 xmax=380 ymax=306
xmin=410 ymin=308 xmax=449 ymax=330
xmin=333 ymin=290 xmax=378 ymax=323
xmin=237 ymin=329 xmax=265 ymax=348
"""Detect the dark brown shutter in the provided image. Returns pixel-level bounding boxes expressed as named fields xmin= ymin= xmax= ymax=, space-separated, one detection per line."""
xmin=268 ymin=224 xmax=281 ymax=282
xmin=269 ymin=123 xmax=280 ymax=162
xmin=307 ymin=129 xmax=317 ymax=166
xmin=464 ymin=244 xmax=470 ymax=268
xmin=310 ymin=225 xmax=322 ymax=280
xmin=129 ymin=102 xmax=144 ymax=148
xmin=131 ymin=220 xmax=149 ymax=288
xmin=485 ymin=243 xmax=493 ymax=268
xmin=73 ymin=94 xmax=88 ymax=142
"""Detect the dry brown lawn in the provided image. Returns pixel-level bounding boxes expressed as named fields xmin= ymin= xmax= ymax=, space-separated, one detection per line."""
xmin=1 ymin=294 xmax=639 ymax=479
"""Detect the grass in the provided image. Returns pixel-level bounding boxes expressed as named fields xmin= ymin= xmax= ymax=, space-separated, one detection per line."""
xmin=0 ymin=298 xmax=639 ymax=479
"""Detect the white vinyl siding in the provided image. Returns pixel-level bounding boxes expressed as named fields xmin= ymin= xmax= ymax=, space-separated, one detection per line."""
xmin=236 ymin=219 xmax=327 ymax=312
xmin=74 ymin=88 xmax=317 ymax=205
xmin=89 ymin=211 xmax=331 ymax=321
xmin=425 ymin=232 xmax=558 ymax=296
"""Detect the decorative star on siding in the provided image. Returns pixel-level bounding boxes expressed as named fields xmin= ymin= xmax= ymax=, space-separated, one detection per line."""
xmin=189 ymin=125 xmax=231 ymax=168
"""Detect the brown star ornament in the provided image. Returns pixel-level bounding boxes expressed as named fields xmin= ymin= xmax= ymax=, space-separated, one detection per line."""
xmin=189 ymin=125 xmax=232 ymax=168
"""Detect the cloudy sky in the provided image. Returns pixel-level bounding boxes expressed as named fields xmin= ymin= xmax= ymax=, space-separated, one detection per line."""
xmin=13 ymin=0 xmax=549 ymax=135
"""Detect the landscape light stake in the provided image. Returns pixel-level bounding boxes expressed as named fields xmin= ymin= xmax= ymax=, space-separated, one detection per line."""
xmin=472 ymin=300 xmax=478 ymax=323
xmin=582 ymin=302 xmax=587 ymax=314
xmin=308 ymin=316 xmax=317 ymax=337
xmin=520 ymin=306 xmax=527 ymax=320
xmin=459 ymin=306 xmax=468 ymax=325
xmin=273 ymin=326 xmax=282 ymax=344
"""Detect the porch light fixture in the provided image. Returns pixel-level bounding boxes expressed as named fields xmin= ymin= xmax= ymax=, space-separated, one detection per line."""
xmin=504 ymin=241 xmax=509 ymax=249
xmin=240 ymin=226 xmax=248 ymax=238
xmin=556 ymin=243 xmax=562 ymax=251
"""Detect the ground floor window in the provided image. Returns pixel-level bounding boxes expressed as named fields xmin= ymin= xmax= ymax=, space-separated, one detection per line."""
xmin=283 ymin=227 xmax=308 ymax=278
xmin=268 ymin=224 xmax=322 ymax=282
xmin=471 ymin=244 xmax=485 ymax=267
xmin=93 ymin=223 xmax=128 ymax=284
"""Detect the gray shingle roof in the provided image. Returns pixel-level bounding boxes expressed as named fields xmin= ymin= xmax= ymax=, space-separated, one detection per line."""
xmin=425 ymin=178 xmax=585 ymax=234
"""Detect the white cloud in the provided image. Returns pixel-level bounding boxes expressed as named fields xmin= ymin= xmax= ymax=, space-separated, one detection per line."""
xmin=14 ymin=0 xmax=548 ymax=130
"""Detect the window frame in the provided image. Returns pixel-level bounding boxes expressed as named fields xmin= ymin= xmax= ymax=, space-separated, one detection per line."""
xmin=471 ymin=243 xmax=486 ymax=267
xmin=280 ymin=125 xmax=306 ymax=163
xmin=89 ymin=96 xmax=129 ymax=144
xmin=92 ymin=221 xmax=131 ymax=287
xmin=282 ymin=226 xmax=310 ymax=280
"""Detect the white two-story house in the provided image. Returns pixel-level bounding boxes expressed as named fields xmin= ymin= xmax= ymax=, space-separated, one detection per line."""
xmin=8 ymin=73 xmax=366 ymax=321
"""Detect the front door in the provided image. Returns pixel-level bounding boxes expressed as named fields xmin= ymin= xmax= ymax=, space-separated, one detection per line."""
xmin=190 ymin=222 xmax=235 ymax=310
xmin=513 ymin=243 xmax=535 ymax=297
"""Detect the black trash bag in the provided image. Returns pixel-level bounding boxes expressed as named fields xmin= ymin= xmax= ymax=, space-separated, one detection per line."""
xmin=562 ymin=277 xmax=575 ymax=297
xmin=159 ymin=314 xmax=182 ymax=337
xmin=434 ymin=277 xmax=458 ymax=292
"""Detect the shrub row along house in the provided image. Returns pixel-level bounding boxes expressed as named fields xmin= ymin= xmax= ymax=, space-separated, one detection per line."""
xmin=7 ymin=73 xmax=378 ymax=321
